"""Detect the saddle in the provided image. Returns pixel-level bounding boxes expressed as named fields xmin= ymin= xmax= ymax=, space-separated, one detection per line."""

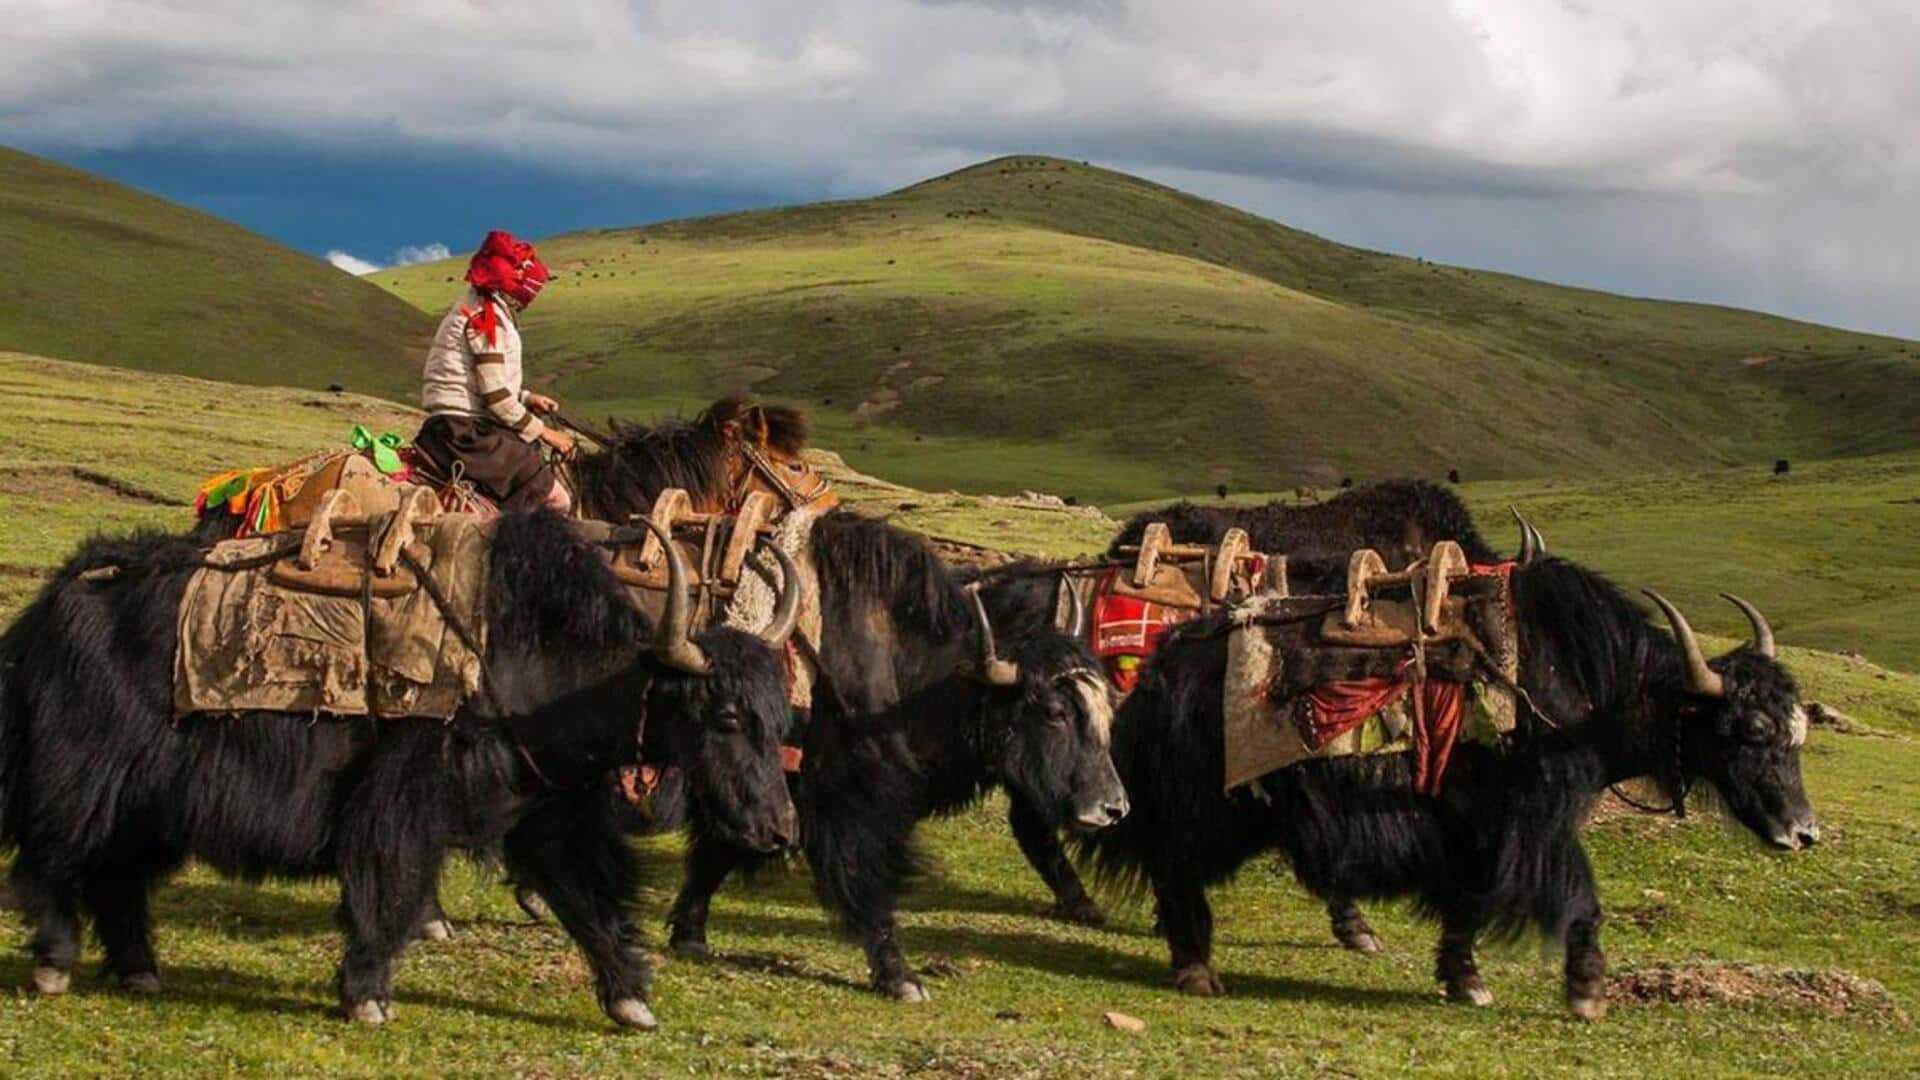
xmin=174 ymin=488 xmax=491 ymax=721
xmin=1063 ymin=524 xmax=1286 ymax=692
xmin=586 ymin=488 xmax=823 ymax=709
xmin=1221 ymin=541 xmax=1521 ymax=793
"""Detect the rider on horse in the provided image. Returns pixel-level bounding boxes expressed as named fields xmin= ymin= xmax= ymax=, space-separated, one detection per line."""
xmin=415 ymin=230 xmax=576 ymax=514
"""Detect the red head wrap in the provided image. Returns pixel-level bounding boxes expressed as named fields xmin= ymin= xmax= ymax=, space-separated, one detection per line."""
xmin=465 ymin=229 xmax=549 ymax=309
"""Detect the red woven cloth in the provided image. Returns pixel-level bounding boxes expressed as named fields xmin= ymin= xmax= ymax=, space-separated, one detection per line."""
xmin=1089 ymin=568 xmax=1197 ymax=692
xmin=1302 ymin=664 xmax=1465 ymax=796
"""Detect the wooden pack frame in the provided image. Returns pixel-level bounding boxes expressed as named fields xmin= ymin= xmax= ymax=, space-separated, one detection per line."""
xmin=267 ymin=486 xmax=441 ymax=599
xmin=607 ymin=488 xmax=782 ymax=595
xmin=1321 ymin=540 xmax=1480 ymax=648
xmin=1112 ymin=523 xmax=1281 ymax=610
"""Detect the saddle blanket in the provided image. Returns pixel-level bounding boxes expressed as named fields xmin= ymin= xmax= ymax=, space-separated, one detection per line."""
xmin=1220 ymin=570 xmax=1520 ymax=794
xmin=174 ymin=514 xmax=491 ymax=720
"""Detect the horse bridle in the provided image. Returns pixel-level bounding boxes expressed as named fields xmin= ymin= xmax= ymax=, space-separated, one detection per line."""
xmin=732 ymin=439 xmax=835 ymax=513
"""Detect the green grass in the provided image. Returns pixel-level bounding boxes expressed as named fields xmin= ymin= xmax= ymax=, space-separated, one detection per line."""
xmin=2 ymin=657 xmax=1914 ymax=1077
xmin=3 ymin=355 xmax=1917 ymax=1076
xmin=0 ymin=146 xmax=430 ymax=398
xmin=370 ymin=155 xmax=1920 ymax=503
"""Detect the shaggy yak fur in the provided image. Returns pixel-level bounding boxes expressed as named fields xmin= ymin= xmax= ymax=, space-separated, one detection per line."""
xmin=975 ymin=478 xmax=1521 ymax=940
xmin=1074 ymin=555 xmax=1820 ymax=1018
xmin=0 ymin=513 xmax=799 ymax=1028
xmin=662 ymin=509 xmax=1130 ymax=1002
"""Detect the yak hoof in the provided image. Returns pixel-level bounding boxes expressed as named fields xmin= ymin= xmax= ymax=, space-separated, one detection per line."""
xmin=1173 ymin=963 xmax=1226 ymax=997
xmin=1048 ymin=896 xmax=1107 ymax=927
xmin=669 ymin=937 xmax=711 ymax=962
xmin=417 ymin=918 xmax=455 ymax=943
xmin=1445 ymin=978 xmax=1494 ymax=1007
xmin=515 ymin=888 xmax=552 ymax=922
xmin=346 ymin=1000 xmax=393 ymax=1025
xmin=1339 ymin=930 xmax=1385 ymax=954
xmin=31 ymin=965 xmax=71 ymax=996
xmin=885 ymin=979 xmax=931 ymax=1004
xmin=1568 ymin=994 xmax=1608 ymax=1022
xmin=120 ymin=972 xmax=163 ymax=996
xmin=606 ymin=997 xmax=658 ymax=1030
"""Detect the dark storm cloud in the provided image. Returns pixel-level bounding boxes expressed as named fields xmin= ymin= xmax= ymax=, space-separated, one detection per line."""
xmin=4 ymin=0 xmax=1916 ymax=333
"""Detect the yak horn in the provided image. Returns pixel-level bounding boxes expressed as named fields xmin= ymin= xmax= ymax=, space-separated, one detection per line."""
xmin=968 ymin=586 xmax=1020 ymax=687
xmin=637 ymin=517 xmax=710 ymax=676
xmin=1644 ymin=590 xmax=1724 ymax=698
xmin=753 ymin=538 xmax=802 ymax=647
xmin=1062 ymin=575 xmax=1089 ymax=642
xmin=1720 ymin=593 xmax=1776 ymax=659
xmin=1511 ymin=506 xmax=1545 ymax=564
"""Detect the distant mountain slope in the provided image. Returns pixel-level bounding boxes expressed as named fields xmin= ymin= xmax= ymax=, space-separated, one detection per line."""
xmin=359 ymin=154 xmax=1917 ymax=501
xmin=1 ymin=146 xmax=429 ymax=398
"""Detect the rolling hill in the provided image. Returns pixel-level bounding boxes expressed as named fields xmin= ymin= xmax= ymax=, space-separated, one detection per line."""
xmin=0 ymin=146 xmax=429 ymax=397
xmin=374 ymin=155 xmax=1920 ymax=503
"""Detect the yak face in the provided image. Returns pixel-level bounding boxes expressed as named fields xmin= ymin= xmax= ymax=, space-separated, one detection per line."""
xmin=651 ymin=628 xmax=800 ymax=854
xmin=1683 ymin=647 xmax=1820 ymax=851
xmin=989 ymin=631 xmax=1130 ymax=833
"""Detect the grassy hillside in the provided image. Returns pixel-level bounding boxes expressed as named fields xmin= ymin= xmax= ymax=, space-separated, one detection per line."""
xmin=0 ymin=146 xmax=429 ymax=398
xmin=374 ymin=155 xmax=1920 ymax=502
xmin=2 ymin=355 xmax=1917 ymax=1075
xmin=0 ymin=353 xmax=1110 ymax=618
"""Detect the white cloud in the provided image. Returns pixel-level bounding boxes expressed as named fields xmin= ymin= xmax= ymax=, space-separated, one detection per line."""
xmin=391 ymin=243 xmax=451 ymax=267
xmin=5 ymin=1 xmax=1920 ymax=332
xmin=324 ymin=250 xmax=381 ymax=276
xmin=322 ymin=242 xmax=450 ymax=275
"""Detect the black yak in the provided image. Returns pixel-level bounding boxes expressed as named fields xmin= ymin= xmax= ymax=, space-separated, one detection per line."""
xmin=1109 ymin=479 xmax=1502 ymax=593
xmin=663 ymin=510 xmax=1130 ymax=1002
xmin=1076 ymin=557 xmax=1818 ymax=1018
xmin=0 ymin=514 xmax=800 ymax=1029
xmin=982 ymin=485 xmax=1544 ymax=943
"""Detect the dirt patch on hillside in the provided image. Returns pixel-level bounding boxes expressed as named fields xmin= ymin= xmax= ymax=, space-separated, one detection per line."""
xmin=0 ymin=465 xmax=178 ymax=507
xmin=1613 ymin=962 xmax=1904 ymax=1021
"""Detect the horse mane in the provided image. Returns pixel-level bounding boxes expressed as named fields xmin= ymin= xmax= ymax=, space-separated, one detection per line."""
xmin=699 ymin=397 xmax=810 ymax=457
xmin=567 ymin=398 xmax=812 ymax=521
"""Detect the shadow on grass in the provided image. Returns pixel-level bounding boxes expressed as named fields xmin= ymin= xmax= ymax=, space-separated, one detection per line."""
xmin=152 ymin=879 xmax=339 ymax=941
xmin=0 ymin=953 xmax=604 ymax=1032
xmin=687 ymin=908 xmax=1429 ymax=1008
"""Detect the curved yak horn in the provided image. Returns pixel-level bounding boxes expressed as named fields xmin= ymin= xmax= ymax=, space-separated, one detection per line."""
xmin=1643 ymin=589 xmax=1724 ymax=698
xmin=753 ymin=537 xmax=802 ymax=647
xmin=968 ymin=586 xmax=1021 ymax=687
xmin=637 ymin=517 xmax=710 ymax=676
xmin=1062 ymin=575 xmax=1089 ymax=642
xmin=1720 ymin=593 xmax=1777 ymax=659
xmin=1511 ymin=506 xmax=1545 ymax=564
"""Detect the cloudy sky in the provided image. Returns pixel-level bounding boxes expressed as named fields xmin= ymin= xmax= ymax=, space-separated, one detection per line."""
xmin=5 ymin=0 xmax=1917 ymax=335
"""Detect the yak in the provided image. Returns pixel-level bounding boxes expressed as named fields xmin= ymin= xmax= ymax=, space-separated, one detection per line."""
xmin=662 ymin=509 xmax=1131 ymax=1002
xmin=0 ymin=513 xmax=801 ymax=1029
xmin=1110 ymin=479 xmax=1503 ymax=593
xmin=1076 ymin=554 xmax=1819 ymax=1019
xmin=980 ymin=482 xmax=1546 ymax=946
